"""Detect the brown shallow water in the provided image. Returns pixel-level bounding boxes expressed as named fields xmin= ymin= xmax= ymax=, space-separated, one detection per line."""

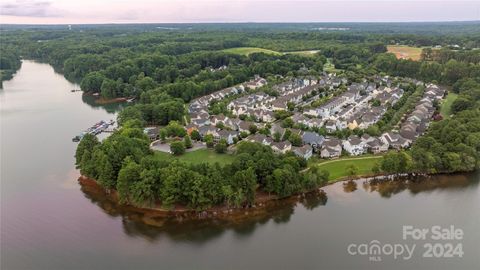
xmin=2 ymin=61 xmax=480 ymax=270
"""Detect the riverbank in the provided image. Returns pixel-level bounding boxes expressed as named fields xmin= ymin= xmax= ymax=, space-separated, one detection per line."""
xmin=77 ymin=169 xmax=444 ymax=221
xmin=93 ymin=97 xmax=128 ymax=105
xmin=81 ymin=92 xmax=131 ymax=105
xmin=78 ymin=176 xmax=327 ymax=223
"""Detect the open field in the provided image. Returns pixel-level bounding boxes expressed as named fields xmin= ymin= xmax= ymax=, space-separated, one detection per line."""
xmin=387 ymin=45 xmax=423 ymax=61
xmin=222 ymin=47 xmax=282 ymax=56
xmin=154 ymin=149 xmax=235 ymax=165
xmin=440 ymin=92 xmax=458 ymax=118
xmin=323 ymin=58 xmax=341 ymax=72
xmin=223 ymin=47 xmax=320 ymax=57
xmin=313 ymin=155 xmax=384 ymax=181
xmin=283 ymin=50 xmax=320 ymax=56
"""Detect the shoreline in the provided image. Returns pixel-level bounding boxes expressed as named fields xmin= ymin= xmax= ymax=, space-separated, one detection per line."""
xmin=78 ymin=171 xmax=449 ymax=220
xmin=94 ymin=97 xmax=129 ymax=105
xmin=78 ymin=176 xmax=323 ymax=219
xmin=82 ymin=92 xmax=130 ymax=104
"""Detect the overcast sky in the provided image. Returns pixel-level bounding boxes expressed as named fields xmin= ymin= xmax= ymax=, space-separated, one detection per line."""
xmin=1 ymin=0 xmax=479 ymax=24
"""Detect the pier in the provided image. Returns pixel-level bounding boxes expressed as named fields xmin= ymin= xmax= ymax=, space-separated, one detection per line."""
xmin=72 ymin=120 xmax=115 ymax=142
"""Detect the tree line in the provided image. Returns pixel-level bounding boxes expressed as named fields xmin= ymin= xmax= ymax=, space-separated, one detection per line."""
xmin=75 ymin=121 xmax=329 ymax=210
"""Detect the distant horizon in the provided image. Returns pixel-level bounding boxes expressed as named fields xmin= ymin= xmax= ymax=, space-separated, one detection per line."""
xmin=1 ymin=0 xmax=479 ymax=25
xmin=2 ymin=20 xmax=480 ymax=26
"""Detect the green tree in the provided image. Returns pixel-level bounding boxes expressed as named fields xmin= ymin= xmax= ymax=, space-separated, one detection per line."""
xmin=288 ymin=133 xmax=303 ymax=147
xmin=346 ymin=164 xmax=359 ymax=178
xmin=205 ymin=134 xmax=214 ymax=148
xmin=232 ymin=168 xmax=257 ymax=206
xmin=273 ymin=131 xmax=282 ymax=142
xmin=160 ymin=129 xmax=167 ymax=141
xmin=75 ymin=133 xmax=99 ymax=167
xmin=170 ymin=141 xmax=186 ymax=155
xmin=282 ymin=117 xmax=294 ymax=128
xmin=371 ymin=162 xmax=381 ymax=174
xmin=190 ymin=130 xmax=201 ymax=141
xmin=79 ymin=149 xmax=96 ymax=178
xmin=184 ymin=135 xmax=193 ymax=149
xmin=248 ymin=124 xmax=258 ymax=134
xmin=215 ymin=138 xmax=228 ymax=153
xmin=116 ymin=157 xmax=141 ymax=204
xmin=451 ymin=97 xmax=474 ymax=113
xmin=94 ymin=149 xmax=116 ymax=188
xmin=166 ymin=121 xmax=186 ymax=137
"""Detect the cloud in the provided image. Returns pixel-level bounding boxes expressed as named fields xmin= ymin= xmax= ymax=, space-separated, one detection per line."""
xmin=0 ymin=0 xmax=62 ymax=17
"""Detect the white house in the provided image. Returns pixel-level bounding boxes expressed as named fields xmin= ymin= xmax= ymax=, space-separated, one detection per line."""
xmin=342 ymin=135 xmax=366 ymax=156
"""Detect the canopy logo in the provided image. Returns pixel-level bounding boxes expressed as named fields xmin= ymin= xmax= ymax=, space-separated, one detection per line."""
xmin=347 ymin=240 xmax=416 ymax=262
xmin=347 ymin=225 xmax=464 ymax=262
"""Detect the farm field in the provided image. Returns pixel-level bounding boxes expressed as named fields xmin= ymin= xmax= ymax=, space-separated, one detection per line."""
xmin=387 ymin=45 xmax=423 ymax=61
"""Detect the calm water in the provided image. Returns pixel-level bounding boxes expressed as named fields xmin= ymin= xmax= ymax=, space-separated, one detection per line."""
xmin=1 ymin=61 xmax=479 ymax=270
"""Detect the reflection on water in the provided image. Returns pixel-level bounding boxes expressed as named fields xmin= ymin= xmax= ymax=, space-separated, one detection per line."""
xmin=3 ymin=60 xmax=480 ymax=270
xmin=80 ymin=180 xmax=327 ymax=243
xmin=78 ymin=173 xmax=478 ymax=242
xmin=363 ymin=173 xmax=480 ymax=198
xmin=81 ymin=94 xmax=130 ymax=114
xmin=343 ymin=180 xmax=358 ymax=193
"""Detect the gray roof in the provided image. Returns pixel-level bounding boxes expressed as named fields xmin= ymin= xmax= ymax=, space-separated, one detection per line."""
xmin=302 ymin=131 xmax=325 ymax=145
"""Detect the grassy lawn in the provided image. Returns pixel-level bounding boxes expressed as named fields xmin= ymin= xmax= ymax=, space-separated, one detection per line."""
xmin=283 ymin=50 xmax=320 ymax=56
xmin=387 ymin=45 xmax=423 ymax=61
xmin=440 ymin=92 xmax=458 ymax=118
xmin=154 ymin=149 xmax=235 ymax=165
xmin=312 ymin=155 xmax=384 ymax=182
xmin=323 ymin=58 xmax=341 ymax=73
xmin=222 ymin=47 xmax=281 ymax=56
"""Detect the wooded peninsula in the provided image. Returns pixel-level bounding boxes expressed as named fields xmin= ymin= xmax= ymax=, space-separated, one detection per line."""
xmin=2 ymin=22 xmax=479 ymax=211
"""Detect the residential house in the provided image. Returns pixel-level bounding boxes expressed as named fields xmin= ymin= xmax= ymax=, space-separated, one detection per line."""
xmin=336 ymin=118 xmax=348 ymax=130
xmin=210 ymin=114 xmax=228 ymax=126
xmin=292 ymin=145 xmax=313 ymax=160
xmin=302 ymin=131 xmax=325 ymax=151
xmin=143 ymin=127 xmax=160 ymax=141
xmin=306 ymin=118 xmax=324 ymax=128
xmin=365 ymin=137 xmax=389 ymax=154
xmin=245 ymin=134 xmax=273 ymax=145
xmin=237 ymin=120 xmax=254 ymax=133
xmin=380 ymin=132 xmax=411 ymax=150
xmin=271 ymin=141 xmax=292 ymax=154
xmin=325 ymin=120 xmax=337 ymax=133
xmin=320 ymin=137 xmax=342 ymax=158
xmin=244 ymin=76 xmax=267 ymax=89
xmin=270 ymin=123 xmax=286 ymax=139
xmin=342 ymin=135 xmax=366 ymax=156
xmin=217 ymin=130 xmax=239 ymax=145
xmin=198 ymin=126 xmax=218 ymax=138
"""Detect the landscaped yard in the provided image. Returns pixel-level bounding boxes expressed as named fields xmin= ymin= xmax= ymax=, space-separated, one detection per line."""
xmin=387 ymin=45 xmax=423 ymax=61
xmin=313 ymin=155 xmax=384 ymax=181
xmin=154 ymin=149 xmax=235 ymax=165
xmin=222 ymin=47 xmax=281 ymax=56
xmin=440 ymin=92 xmax=458 ymax=118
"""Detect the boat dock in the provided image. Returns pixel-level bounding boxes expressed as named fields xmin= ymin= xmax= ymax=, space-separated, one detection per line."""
xmin=72 ymin=120 xmax=115 ymax=142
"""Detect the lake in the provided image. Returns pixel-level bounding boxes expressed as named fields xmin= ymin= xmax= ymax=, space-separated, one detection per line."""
xmin=1 ymin=61 xmax=479 ymax=270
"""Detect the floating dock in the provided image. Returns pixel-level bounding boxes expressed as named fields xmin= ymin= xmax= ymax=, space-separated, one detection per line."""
xmin=72 ymin=120 xmax=115 ymax=142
